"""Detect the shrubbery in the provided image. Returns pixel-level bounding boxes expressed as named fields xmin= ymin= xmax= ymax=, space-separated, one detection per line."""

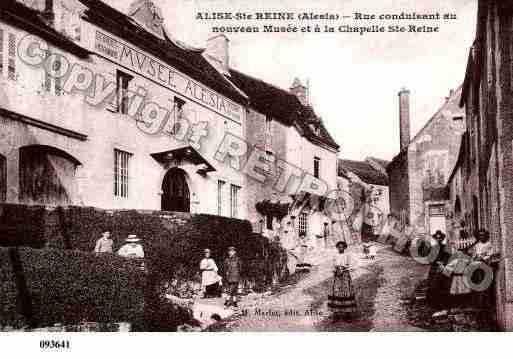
xmin=0 ymin=205 xmax=288 ymax=329
xmin=0 ymin=247 xmax=146 ymax=329
xmin=0 ymin=205 xmax=288 ymax=292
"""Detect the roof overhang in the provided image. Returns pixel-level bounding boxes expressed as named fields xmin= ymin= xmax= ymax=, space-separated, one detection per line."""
xmin=151 ymin=146 xmax=215 ymax=174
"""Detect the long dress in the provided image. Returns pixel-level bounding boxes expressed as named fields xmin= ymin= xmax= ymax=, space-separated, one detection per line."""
xmin=444 ymin=253 xmax=472 ymax=308
xmin=471 ymin=241 xmax=494 ymax=308
xmin=200 ymin=258 xmax=221 ymax=297
xmin=328 ymin=252 xmax=357 ymax=314
xmin=426 ymin=242 xmax=452 ymax=310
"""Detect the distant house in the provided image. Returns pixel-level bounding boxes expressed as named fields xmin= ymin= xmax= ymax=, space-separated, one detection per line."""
xmin=228 ymin=71 xmax=340 ymax=239
xmin=387 ymin=87 xmax=466 ymax=235
xmin=337 ymin=157 xmax=389 ymax=236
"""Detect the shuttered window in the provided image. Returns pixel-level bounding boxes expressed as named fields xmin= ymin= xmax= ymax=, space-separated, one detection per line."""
xmin=7 ymin=33 xmax=15 ymax=81
xmin=0 ymin=155 xmax=6 ymax=202
xmin=298 ymin=212 xmax=308 ymax=235
xmin=217 ymin=179 xmax=225 ymax=216
xmin=0 ymin=28 xmax=4 ymax=75
xmin=230 ymin=184 xmax=240 ymax=218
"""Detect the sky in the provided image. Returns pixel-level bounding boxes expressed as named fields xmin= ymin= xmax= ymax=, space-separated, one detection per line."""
xmin=104 ymin=0 xmax=477 ymax=161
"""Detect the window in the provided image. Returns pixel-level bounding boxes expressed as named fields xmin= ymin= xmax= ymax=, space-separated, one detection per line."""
xmin=44 ymin=54 xmax=63 ymax=95
xmin=116 ymin=70 xmax=132 ymax=114
xmin=7 ymin=33 xmax=15 ymax=81
xmin=217 ymin=179 xmax=225 ymax=215
xmin=266 ymin=214 xmax=273 ymax=230
xmin=453 ymin=116 xmax=463 ymax=122
xmin=298 ymin=212 xmax=308 ymax=235
xmin=230 ymin=184 xmax=240 ymax=218
xmin=0 ymin=154 xmax=6 ymax=202
xmin=265 ymin=115 xmax=273 ymax=151
xmin=314 ymin=156 xmax=320 ymax=179
xmin=114 ymin=149 xmax=131 ymax=198
xmin=264 ymin=150 xmax=274 ymax=175
xmin=167 ymin=96 xmax=186 ymax=135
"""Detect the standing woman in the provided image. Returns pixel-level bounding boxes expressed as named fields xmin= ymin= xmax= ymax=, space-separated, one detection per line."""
xmin=200 ymin=249 xmax=222 ymax=298
xmin=328 ymin=241 xmax=357 ymax=318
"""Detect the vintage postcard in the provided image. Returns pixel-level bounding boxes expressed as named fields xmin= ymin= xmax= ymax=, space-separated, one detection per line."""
xmin=0 ymin=0 xmax=509 ymax=343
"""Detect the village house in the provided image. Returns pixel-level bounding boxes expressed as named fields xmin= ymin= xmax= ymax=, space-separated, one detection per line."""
xmin=337 ymin=157 xmax=389 ymax=238
xmin=387 ymin=86 xmax=466 ymax=236
xmin=454 ymin=0 xmax=513 ymax=331
xmin=0 ymin=0 xmax=250 ymax=218
xmin=227 ymin=71 xmax=340 ymax=241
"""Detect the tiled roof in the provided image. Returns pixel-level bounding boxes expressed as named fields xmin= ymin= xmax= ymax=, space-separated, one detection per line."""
xmin=228 ymin=69 xmax=340 ymax=150
xmin=77 ymin=0 xmax=248 ymax=106
xmin=366 ymin=156 xmax=390 ymax=170
xmin=228 ymin=68 xmax=301 ymax=126
xmin=338 ymin=159 xmax=389 ymax=186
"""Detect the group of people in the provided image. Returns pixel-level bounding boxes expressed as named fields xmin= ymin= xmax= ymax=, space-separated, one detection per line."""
xmin=426 ymin=227 xmax=494 ymax=311
xmin=199 ymin=246 xmax=242 ymax=308
xmin=94 ymin=230 xmax=145 ymax=269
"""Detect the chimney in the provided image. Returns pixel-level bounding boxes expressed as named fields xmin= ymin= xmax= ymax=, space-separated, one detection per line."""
xmin=204 ymin=34 xmax=230 ymax=76
xmin=128 ymin=0 xmax=165 ymax=38
xmin=290 ymin=77 xmax=308 ymax=106
xmin=398 ymin=87 xmax=411 ymax=151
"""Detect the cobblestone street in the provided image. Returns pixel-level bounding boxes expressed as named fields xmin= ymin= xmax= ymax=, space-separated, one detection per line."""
xmin=218 ymin=244 xmax=430 ymax=331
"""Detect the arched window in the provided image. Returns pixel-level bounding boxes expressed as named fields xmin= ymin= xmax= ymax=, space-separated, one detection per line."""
xmin=19 ymin=145 xmax=80 ymax=205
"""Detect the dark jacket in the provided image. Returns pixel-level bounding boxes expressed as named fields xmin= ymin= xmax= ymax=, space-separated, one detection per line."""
xmin=223 ymin=255 xmax=242 ymax=283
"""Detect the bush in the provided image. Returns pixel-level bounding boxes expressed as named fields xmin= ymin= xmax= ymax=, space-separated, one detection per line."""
xmin=0 ymin=204 xmax=288 ymax=295
xmin=0 ymin=247 xmax=145 ymax=329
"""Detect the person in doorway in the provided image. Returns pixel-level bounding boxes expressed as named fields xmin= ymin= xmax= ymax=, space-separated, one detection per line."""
xmin=223 ymin=246 xmax=242 ymax=307
xmin=200 ymin=249 xmax=222 ymax=298
xmin=328 ymin=241 xmax=357 ymax=318
xmin=117 ymin=234 xmax=145 ymax=271
xmin=94 ymin=229 xmax=113 ymax=254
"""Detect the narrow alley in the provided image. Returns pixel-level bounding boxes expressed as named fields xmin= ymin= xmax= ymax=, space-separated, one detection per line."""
xmin=216 ymin=244 xmax=430 ymax=332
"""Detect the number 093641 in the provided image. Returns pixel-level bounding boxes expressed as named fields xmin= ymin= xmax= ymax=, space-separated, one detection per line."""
xmin=40 ymin=340 xmax=70 ymax=349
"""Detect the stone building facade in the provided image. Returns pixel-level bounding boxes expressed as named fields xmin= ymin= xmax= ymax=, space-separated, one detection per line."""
xmin=0 ymin=0 xmax=341 ymax=230
xmin=457 ymin=0 xmax=513 ymax=331
xmin=228 ymin=70 xmax=339 ymax=239
xmin=387 ymin=86 xmax=466 ymax=235
xmin=0 ymin=0 xmax=251 ymax=218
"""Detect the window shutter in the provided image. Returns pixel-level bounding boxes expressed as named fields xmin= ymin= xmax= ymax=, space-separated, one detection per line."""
xmin=0 ymin=28 xmax=4 ymax=75
xmin=7 ymin=33 xmax=15 ymax=81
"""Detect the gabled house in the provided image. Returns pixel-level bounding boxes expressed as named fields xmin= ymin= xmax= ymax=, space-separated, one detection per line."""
xmin=228 ymin=70 xmax=339 ymax=241
xmin=387 ymin=86 xmax=466 ymax=235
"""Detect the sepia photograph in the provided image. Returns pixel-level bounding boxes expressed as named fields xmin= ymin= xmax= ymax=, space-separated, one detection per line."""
xmin=0 ymin=0 xmax=512 ymax=350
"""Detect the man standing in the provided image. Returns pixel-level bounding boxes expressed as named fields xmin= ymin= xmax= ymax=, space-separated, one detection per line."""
xmin=94 ymin=230 xmax=113 ymax=254
xmin=223 ymin=246 xmax=242 ymax=307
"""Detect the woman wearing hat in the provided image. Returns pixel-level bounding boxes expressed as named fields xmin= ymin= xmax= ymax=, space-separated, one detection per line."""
xmin=117 ymin=234 xmax=145 ymax=271
xmin=328 ymin=240 xmax=358 ymax=318
xmin=426 ymin=230 xmax=452 ymax=309
xmin=200 ymin=249 xmax=222 ymax=298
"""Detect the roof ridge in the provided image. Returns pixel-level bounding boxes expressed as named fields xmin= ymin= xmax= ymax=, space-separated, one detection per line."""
xmin=229 ymin=67 xmax=296 ymax=98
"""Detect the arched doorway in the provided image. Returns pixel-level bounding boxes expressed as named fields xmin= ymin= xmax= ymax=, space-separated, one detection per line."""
xmin=161 ymin=168 xmax=190 ymax=212
xmin=19 ymin=145 xmax=81 ymax=205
